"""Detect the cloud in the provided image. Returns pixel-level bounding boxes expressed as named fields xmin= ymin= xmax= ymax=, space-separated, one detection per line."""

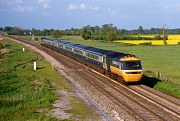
xmin=38 ymin=0 xmax=51 ymax=9
xmin=90 ymin=6 xmax=100 ymax=11
xmin=68 ymin=3 xmax=87 ymax=10
xmin=68 ymin=3 xmax=100 ymax=12
xmin=13 ymin=5 xmax=33 ymax=12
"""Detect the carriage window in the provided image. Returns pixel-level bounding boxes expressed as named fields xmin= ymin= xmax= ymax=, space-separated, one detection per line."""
xmin=86 ymin=53 xmax=90 ymax=57
xmin=58 ymin=44 xmax=63 ymax=48
xmin=65 ymin=46 xmax=72 ymax=51
xmin=74 ymin=49 xmax=83 ymax=55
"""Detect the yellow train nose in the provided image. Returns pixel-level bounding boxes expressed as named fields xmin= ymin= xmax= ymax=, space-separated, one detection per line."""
xmin=122 ymin=71 xmax=143 ymax=82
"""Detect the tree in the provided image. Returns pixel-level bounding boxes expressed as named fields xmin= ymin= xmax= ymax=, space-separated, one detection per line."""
xmin=12 ymin=27 xmax=23 ymax=35
xmin=52 ymin=30 xmax=61 ymax=39
xmin=0 ymin=27 xmax=3 ymax=31
xmin=106 ymin=29 xmax=118 ymax=41
xmin=102 ymin=24 xmax=113 ymax=35
xmin=4 ymin=26 xmax=13 ymax=34
xmin=31 ymin=28 xmax=38 ymax=35
xmin=81 ymin=26 xmax=92 ymax=40
xmin=81 ymin=29 xmax=91 ymax=40
xmin=43 ymin=29 xmax=50 ymax=36
xmin=4 ymin=26 xmax=13 ymax=32
xmin=138 ymin=26 xmax=144 ymax=34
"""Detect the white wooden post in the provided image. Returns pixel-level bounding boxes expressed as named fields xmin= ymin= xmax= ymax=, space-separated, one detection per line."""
xmin=34 ymin=62 xmax=36 ymax=71
xmin=23 ymin=48 xmax=25 ymax=51
xmin=32 ymin=34 xmax=34 ymax=41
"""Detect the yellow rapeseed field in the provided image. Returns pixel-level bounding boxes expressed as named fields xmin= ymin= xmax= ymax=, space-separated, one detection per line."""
xmin=168 ymin=35 xmax=180 ymax=40
xmin=116 ymin=35 xmax=180 ymax=45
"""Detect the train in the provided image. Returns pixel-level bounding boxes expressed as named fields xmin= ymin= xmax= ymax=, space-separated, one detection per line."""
xmin=41 ymin=37 xmax=143 ymax=84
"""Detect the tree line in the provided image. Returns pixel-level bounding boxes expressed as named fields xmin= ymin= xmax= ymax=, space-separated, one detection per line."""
xmin=0 ymin=24 xmax=179 ymax=41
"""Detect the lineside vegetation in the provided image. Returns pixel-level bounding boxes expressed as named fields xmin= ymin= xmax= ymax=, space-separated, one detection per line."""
xmin=0 ymin=38 xmax=97 ymax=120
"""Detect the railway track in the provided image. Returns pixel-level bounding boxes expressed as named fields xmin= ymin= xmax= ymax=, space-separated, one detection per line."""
xmin=130 ymin=85 xmax=180 ymax=117
xmin=88 ymin=69 xmax=180 ymax=120
xmin=8 ymin=37 xmax=180 ymax=121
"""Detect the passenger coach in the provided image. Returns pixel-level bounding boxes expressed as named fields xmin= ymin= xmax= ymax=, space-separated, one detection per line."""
xmin=41 ymin=37 xmax=143 ymax=84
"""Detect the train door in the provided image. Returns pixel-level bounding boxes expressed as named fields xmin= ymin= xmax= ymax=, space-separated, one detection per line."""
xmin=103 ymin=56 xmax=107 ymax=70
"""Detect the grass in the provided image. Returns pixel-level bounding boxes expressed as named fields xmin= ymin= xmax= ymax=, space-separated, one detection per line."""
xmin=24 ymin=35 xmax=45 ymax=40
xmin=0 ymin=39 xmax=57 ymax=120
xmin=65 ymin=97 xmax=95 ymax=120
xmin=0 ymin=38 xmax=96 ymax=120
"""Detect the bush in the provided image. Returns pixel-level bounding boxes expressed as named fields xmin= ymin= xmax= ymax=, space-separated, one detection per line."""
xmin=34 ymin=37 xmax=38 ymax=41
xmin=139 ymin=42 xmax=152 ymax=46
xmin=0 ymin=43 xmax=3 ymax=49
xmin=163 ymin=40 xmax=167 ymax=45
xmin=178 ymin=42 xmax=180 ymax=45
xmin=154 ymin=35 xmax=163 ymax=40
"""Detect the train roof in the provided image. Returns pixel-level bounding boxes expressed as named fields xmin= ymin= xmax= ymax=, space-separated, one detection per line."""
xmin=73 ymin=44 xmax=91 ymax=50
xmin=64 ymin=42 xmax=78 ymax=47
xmin=112 ymin=54 xmax=138 ymax=62
xmin=85 ymin=47 xmax=109 ymax=55
xmin=56 ymin=40 xmax=69 ymax=45
xmin=104 ymin=51 xmax=125 ymax=58
xmin=53 ymin=39 xmax=62 ymax=43
xmin=41 ymin=37 xmax=54 ymax=41
xmin=103 ymin=51 xmax=138 ymax=61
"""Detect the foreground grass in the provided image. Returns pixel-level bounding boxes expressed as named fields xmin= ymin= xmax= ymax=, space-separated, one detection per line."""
xmin=0 ymin=39 xmax=96 ymax=120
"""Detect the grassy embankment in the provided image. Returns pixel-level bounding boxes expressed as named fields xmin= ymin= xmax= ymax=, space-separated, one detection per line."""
xmin=11 ymin=35 xmax=180 ymax=97
xmin=0 ymin=38 xmax=96 ymax=120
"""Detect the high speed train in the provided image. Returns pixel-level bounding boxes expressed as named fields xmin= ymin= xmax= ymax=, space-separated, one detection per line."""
xmin=41 ymin=37 xmax=143 ymax=84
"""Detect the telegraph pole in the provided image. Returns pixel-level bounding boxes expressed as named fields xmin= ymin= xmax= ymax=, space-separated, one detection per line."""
xmin=163 ymin=24 xmax=166 ymax=39
xmin=162 ymin=24 xmax=167 ymax=45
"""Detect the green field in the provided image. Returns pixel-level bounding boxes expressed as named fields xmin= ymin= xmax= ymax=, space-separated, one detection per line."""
xmin=0 ymin=38 xmax=98 ymax=120
xmin=10 ymin=35 xmax=180 ymax=97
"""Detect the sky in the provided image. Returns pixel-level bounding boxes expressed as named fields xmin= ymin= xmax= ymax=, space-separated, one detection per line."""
xmin=0 ymin=0 xmax=180 ymax=30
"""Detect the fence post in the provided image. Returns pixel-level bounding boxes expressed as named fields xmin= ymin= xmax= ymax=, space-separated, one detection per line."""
xmin=34 ymin=62 xmax=36 ymax=71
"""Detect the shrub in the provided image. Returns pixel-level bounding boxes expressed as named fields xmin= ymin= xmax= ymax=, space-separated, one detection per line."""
xmin=163 ymin=40 xmax=167 ymax=45
xmin=0 ymin=43 xmax=3 ymax=49
xmin=34 ymin=37 xmax=38 ymax=41
xmin=154 ymin=35 xmax=163 ymax=40
xmin=139 ymin=42 xmax=152 ymax=46
xmin=178 ymin=42 xmax=180 ymax=45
